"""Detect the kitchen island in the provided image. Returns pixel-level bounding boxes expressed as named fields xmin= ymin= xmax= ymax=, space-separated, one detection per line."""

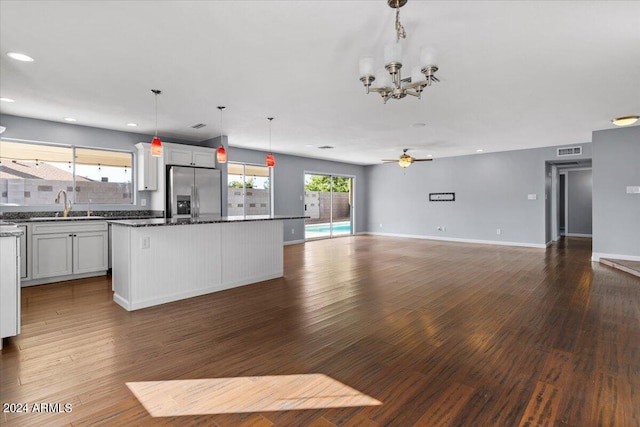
xmin=109 ymin=215 xmax=305 ymax=311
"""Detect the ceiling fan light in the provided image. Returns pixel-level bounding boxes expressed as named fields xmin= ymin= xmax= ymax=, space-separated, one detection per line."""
xmin=612 ymin=115 xmax=639 ymax=126
xmin=398 ymin=156 xmax=412 ymax=168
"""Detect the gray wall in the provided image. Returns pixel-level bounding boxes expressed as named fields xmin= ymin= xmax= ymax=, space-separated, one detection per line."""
xmin=592 ymin=125 xmax=640 ymax=257
xmin=1 ymin=115 xmax=366 ymax=244
xmin=567 ymin=169 xmax=592 ymax=235
xmin=210 ymin=144 xmax=366 ymax=243
xmin=0 ymin=114 xmax=195 ymax=212
xmin=365 ymin=143 xmax=592 ymax=247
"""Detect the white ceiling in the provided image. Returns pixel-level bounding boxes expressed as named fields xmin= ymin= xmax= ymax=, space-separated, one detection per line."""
xmin=1 ymin=1 xmax=639 ymax=165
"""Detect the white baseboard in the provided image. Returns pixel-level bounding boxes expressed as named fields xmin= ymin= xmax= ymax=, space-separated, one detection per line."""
xmin=284 ymin=239 xmax=305 ymax=246
xmin=364 ymin=232 xmax=547 ymax=249
xmin=21 ymin=271 xmax=107 ymax=287
xmin=591 ymin=252 xmax=640 ymax=262
xmin=114 ymin=272 xmax=283 ymax=311
xmin=565 ymin=233 xmax=593 ymax=238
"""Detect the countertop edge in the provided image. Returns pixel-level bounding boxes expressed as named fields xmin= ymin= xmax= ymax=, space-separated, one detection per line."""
xmin=109 ymin=216 xmax=309 ymax=227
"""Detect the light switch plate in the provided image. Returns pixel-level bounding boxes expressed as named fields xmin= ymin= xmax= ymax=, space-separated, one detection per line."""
xmin=527 ymin=194 xmax=537 ymax=200
xmin=627 ymin=186 xmax=640 ymax=194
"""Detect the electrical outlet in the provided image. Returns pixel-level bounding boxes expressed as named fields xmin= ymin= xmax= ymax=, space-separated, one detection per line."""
xmin=140 ymin=236 xmax=150 ymax=249
xmin=141 ymin=198 xmax=147 ymax=206
xmin=291 ymin=228 xmax=295 ymax=234
xmin=497 ymin=228 xmax=502 ymax=235
xmin=379 ymin=223 xmax=383 ymax=228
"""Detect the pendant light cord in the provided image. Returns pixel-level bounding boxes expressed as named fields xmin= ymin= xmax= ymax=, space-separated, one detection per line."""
xmin=218 ymin=106 xmax=226 ymax=147
xmin=268 ymin=117 xmax=274 ymax=153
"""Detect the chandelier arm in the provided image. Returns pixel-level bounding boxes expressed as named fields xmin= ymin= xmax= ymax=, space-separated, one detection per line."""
xmin=405 ymin=90 xmax=421 ymax=98
xmin=404 ymin=81 xmax=425 ymax=90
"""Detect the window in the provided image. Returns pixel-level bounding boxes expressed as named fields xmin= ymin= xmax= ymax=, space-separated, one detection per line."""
xmin=227 ymin=162 xmax=271 ymax=216
xmin=0 ymin=140 xmax=133 ymax=206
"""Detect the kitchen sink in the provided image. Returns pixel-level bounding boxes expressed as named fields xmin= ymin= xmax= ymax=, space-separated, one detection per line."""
xmin=29 ymin=216 xmax=105 ymax=221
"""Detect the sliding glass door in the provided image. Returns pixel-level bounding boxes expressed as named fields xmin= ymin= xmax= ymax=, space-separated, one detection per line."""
xmin=304 ymin=173 xmax=353 ymax=239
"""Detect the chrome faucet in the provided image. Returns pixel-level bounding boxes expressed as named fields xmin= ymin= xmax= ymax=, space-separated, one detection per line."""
xmin=54 ymin=189 xmax=72 ymax=217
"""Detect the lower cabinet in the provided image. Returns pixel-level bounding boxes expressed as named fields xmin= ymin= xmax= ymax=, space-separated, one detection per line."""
xmin=31 ymin=221 xmax=108 ymax=280
xmin=0 ymin=234 xmax=20 ymax=345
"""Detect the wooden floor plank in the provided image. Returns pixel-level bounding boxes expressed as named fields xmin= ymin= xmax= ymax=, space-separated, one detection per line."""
xmin=1 ymin=236 xmax=638 ymax=426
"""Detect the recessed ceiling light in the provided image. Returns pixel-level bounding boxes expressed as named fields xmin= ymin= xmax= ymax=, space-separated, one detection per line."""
xmin=412 ymin=123 xmax=426 ymax=128
xmin=0 ymin=97 xmax=15 ymax=103
xmin=7 ymin=52 xmax=34 ymax=62
xmin=476 ymin=149 xmax=483 ymax=153
xmin=64 ymin=117 xmax=77 ymax=122
xmin=305 ymin=144 xmax=314 ymax=147
xmin=612 ymin=115 xmax=639 ymax=126
xmin=127 ymin=123 xmax=138 ymax=127
xmin=427 ymin=154 xmax=433 ymax=157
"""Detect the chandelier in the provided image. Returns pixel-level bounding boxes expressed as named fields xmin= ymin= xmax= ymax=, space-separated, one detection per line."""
xmin=358 ymin=0 xmax=439 ymax=103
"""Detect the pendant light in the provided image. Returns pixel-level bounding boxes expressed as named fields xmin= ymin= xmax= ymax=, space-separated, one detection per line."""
xmin=150 ymin=89 xmax=163 ymax=157
xmin=266 ymin=117 xmax=275 ymax=168
xmin=216 ymin=106 xmax=227 ymax=163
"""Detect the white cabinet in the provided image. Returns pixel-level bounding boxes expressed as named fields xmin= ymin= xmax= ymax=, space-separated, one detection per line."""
xmin=74 ymin=231 xmax=108 ymax=274
xmin=31 ymin=221 xmax=108 ymax=280
xmin=1 ymin=231 xmax=21 ymax=347
xmin=166 ymin=144 xmax=216 ymax=167
xmin=135 ymin=142 xmax=158 ymax=191
xmin=18 ymin=224 xmax=28 ymax=279
xmin=33 ymin=233 xmax=73 ymax=278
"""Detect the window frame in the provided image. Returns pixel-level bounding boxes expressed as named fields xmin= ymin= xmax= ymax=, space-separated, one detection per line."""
xmin=0 ymin=138 xmax=135 ymax=207
xmin=226 ymin=161 xmax=273 ymax=216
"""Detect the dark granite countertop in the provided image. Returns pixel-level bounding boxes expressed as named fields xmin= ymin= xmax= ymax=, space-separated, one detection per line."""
xmin=1 ymin=210 xmax=163 ymax=223
xmin=109 ymin=215 xmax=308 ymax=227
xmin=0 ymin=222 xmax=24 ymax=237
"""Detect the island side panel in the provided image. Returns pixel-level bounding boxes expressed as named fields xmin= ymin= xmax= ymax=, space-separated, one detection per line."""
xmin=220 ymin=220 xmax=284 ymax=287
xmin=129 ymin=223 xmax=223 ymax=310
xmin=111 ymin=225 xmax=132 ymax=310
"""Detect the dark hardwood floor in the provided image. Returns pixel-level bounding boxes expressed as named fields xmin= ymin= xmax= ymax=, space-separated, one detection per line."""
xmin=1 ymin=236 xmax=638 ymax=426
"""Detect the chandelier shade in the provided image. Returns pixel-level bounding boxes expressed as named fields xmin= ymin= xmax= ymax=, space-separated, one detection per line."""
xmin=358 ymin=0 xmax=440 ymax=104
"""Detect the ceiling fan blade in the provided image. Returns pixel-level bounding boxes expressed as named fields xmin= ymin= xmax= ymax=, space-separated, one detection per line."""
xmin=381 ymin=160 xmax=398 ymax=162
xmin=413 ymin=158 xmax=433 ymax=162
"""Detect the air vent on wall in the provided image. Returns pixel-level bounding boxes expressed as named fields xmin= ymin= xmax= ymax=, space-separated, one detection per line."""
xmin=191 ymin=123 xmax=206 ymax=129
xmin=557 ymin=146 xmax=582 ymax=157
xmin=318 ymin=146 xmax=334 ymax=149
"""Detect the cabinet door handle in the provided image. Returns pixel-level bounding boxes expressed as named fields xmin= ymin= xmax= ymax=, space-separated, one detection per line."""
xmin=69 ymin=234 xmax=73 ymax=237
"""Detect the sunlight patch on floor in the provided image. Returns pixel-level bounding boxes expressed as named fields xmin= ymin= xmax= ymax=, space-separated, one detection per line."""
xmin=126 ymin=374 xmax=382 ymax=417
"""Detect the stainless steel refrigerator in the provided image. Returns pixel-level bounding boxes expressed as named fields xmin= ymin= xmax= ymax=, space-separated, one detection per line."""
xmin=166 ymin=165 xmax=221 ymax=219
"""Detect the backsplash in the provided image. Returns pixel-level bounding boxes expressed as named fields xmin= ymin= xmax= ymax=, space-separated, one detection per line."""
xmin=0 ymin=210 xmax=164 ymax=220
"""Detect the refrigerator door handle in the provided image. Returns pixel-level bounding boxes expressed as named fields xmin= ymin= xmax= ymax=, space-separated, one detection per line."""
xmin=195 ymin=185 xmax=200 ymax=219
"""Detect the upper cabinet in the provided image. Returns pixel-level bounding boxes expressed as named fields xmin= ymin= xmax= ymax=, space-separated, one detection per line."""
xmin=135 ymin=142 xmax=158 ymax=191
xmin=166 ymin=144 xmax=215 ymax=168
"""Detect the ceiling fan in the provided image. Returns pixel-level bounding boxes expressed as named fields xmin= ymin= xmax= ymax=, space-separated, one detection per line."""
xmin=382 ymin=149 xmax=433 ymax=168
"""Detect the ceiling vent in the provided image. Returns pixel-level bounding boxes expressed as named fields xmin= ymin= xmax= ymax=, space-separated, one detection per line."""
xmin=190 ymin=123 xmax=206 ymax=129
xmin=557 ymin=146 xmax=582 ymax=157
xmin=318 ymin=146 xmax=335 ymax=149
